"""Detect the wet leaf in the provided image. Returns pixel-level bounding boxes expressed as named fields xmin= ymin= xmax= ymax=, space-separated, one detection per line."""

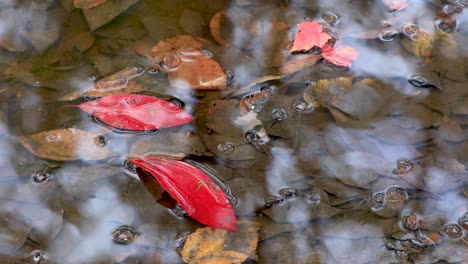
xmin=210 ymin=10 xmax=229 ymax=47
xmin=439 ymin=117 xmax=464 ymax=142
xmin=15 ymin=128 xmax=111 ymax=161
xmin=131 ymin=157 xmax=237 ymax=230
xmin=73 ymin=0 xmax=107 ymax=10
xmin=47 ymin=32 xmax=96 ymax=65
xmin=431 ymin=32 xmax=465 ymax=82
xmin=383 ymin=0 xmax=408 ymax=11
xmin=149 ymin=35 xmax=206 ymax=64
xmin=181 ymin=221 xmax=260 ymax=264
xmin=290 ymin=21 xmax=331 ymax=53
xmin=94 ymin=14 xmax=146 ymax=40
xmin=179 ymin=9 xmax=206 ymax=36
xmin=401 ymin=29 xmax=435 ymax=58
xmin=321 ymin=44 xmax=360 ymax=67
xmin=75 ymin=94 xmax=194 ymax=131
xmin=279 ymin=54 xmax=321 ymax=75
xmin=82 ymin=0 xmax=140 ymax=31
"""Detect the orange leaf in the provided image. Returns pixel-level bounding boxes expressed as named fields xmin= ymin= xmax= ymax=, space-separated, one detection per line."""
xmin=383 ymin=0 xmax=408 ymax=11
xmin=322 ymin=45 xmax=359 ymax=67
xmin=290 ymin=21 xmax=331 ymax=53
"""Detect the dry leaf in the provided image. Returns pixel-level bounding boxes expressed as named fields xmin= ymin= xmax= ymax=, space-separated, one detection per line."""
xmin=181 ymin=221 xmax=261 ymax=264
xmin=16 ymin=128 xmax=111 ymax=161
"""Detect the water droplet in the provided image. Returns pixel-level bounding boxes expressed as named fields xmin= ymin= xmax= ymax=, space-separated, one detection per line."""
xmin=112 ymin=225 xmax=138 ymax=244
xmin=401 ymin=23 xmax=420 ymax=39
xmin=371 ymin=192 xmax=385 ymax=209
xmin=292 ymin=101 xmax=307 ymax=112
xmin=401 ymin=212 xmax=420 ymax=230
xmin=25 ymin=250 xmax=47 ymax=264
xmin=444 ymin=223 xmax=463 ymax=238
xmin=322 ymin=11 xmax=341 ymax=26
xmin=305 ymin=192 xmax=321 ymax=205
xmin=217 ymin=142 xmax=235 ymax=153
xmin=244 ymin=129 xmax=260 ymax=143
xmin=435 ymin=18 xmax=458 ymax=33
xmin=45 ymin=132 xmax=61 ymax=143
xmin=147 ymin=68 xmax=159 ymax=75
xmin=225 ymin=69 xmax=236 ymax=84
xmin=264 ymin=195 xmax=284 ymax=207
xmin=458 ymin=213 xmax=468 ymax=230
xmin=93 ymin=135 xmax=107 ymax=147
xmin=271 ymin=108 xmax=289 ymax=121
xmin=443 ymin=3 xmax=464 ymax=14
xmin=279 ymin=187 xmax=297 ymax=199
xmin=33 ymin=80 xmax=41 ymax=87
xmin=241 ymin=91 xmax=270 ymax=113
xmin=408 ymin=75 xmax=428 ymax=87
xmin=172 ymin=203 xmax=187 ymax=217
xmin=31 ymin=167 xmax=50 ymax=183
xmin=380 ymin=20 xmax=392 ymax=28
xmin=123 ymin=159 xmax=138 ymax=177
xmin=379 ymin=29 xmax=399 ymax=41
xmin=393 ymin=159 xmax=413 ymax=175
xmin=89 ymin=75 xmax=97 ymax=81
xmin=200 ymin=50 xmax=213 ymax=58
xmin=259 ymin=84 xmax=278 ymax=94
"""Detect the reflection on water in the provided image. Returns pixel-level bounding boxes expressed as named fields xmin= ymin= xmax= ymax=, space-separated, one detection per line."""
xmin=0 ymin=0 xmax=467 ymax=263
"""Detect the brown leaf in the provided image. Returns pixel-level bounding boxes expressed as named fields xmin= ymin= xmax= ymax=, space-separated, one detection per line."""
xmin=150 ymin=35 xmax=206 ymax=64
xmin=15 ymin=128 xmax=111 ymax=161
xmin=400 ymin=29 xmax=435 ymax=58
xmin=439 ymin=117 xmax=464 ymax=142
xmin=181 ymin=221 xmax=260 ymax=264
xmin=210 ymin=10 xmax=229 ymax=47
xmin=280 ymin=54 xmax=321 ymax=75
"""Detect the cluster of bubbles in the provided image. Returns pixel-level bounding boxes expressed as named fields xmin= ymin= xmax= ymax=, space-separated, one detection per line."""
xmin=435 ymin=2 xmax=466 ymax=33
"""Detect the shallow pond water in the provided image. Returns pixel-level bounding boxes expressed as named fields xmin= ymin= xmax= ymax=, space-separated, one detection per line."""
xmin=0 ymin=0 xmax=467 ymax=263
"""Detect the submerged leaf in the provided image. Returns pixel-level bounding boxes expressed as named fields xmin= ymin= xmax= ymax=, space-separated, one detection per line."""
xmin=383 ymin=0 xmax=408 ymax=11
xmin=76 ymin=94 xmax=194 ymax=131
xmin=130 ymin=157 xmax=237 ymax=231
xmin=181 ymin=221 xmax=260 ymax=264
xmin=16 ymin=128 xmax=111 ymax=161
xmin=322 ymin=45 xmax=359 ymax=67
xmin=82 ymin=0 xmax=140 ymax=31
xmin=290 ymin=21 xmax=331 ymax=53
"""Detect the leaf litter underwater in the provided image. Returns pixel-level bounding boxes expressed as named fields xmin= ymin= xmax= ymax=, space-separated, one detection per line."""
xmin=1 ymin=0 xmax=468 ymax=263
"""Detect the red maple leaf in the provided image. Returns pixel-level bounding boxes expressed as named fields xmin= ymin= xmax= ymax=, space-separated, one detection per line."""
xmin=384 ymin=0 xmax=408 ymax=11
xmin=290 ymin=21 xmax=331 ymax=52
xmin=322 ymin=45 xmax=359 ymax=67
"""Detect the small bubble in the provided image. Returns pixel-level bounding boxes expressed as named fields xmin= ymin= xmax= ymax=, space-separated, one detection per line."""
xmin=45 ymin=132 xmax=61 ymax=143
xmin=217 ymin=142 xmax=235 ymax=153
xmin=244 ymin=129 xmax=260 ymax=143
xmin=265 ymin=195 xmax=284 ymax=207
xmin=322 ymin=11 xmax=341 ymax=26
xmin=444 ymin=223 xmax=463 ymax=238
xmin=163 ymin=53 xmax=181 ymax=70
xmin=147 ymin=68 xmax=159 ymax=75
xmin=401 ymin=212 xmax=420 ymax=231
xmin=133 ymin=64 xmax=146 ymax=75
xmin=408 ymin=75 xmax=428 ymax=87
xmin=401 ymin=23 xmax=420 ymax=39
xmin=435 ymin=18 xmax=458 ymax=33
xmin=26 ymin=250 xmax=47 ymax=264
xmin=443 ymin=3 xmax=464 ymax=14
xmin=371 ymin=192 xmax=385 ymax=209
xmin=112 ymin=226 xmax=138 ymax=244
xmin=93 ymin=135 xmax=107 ymax=147
xmin=172 ymin=204 xmax=187 ymax=217
xmin=379 ymin=29 xmax=399 ymax=41
xmin=123 ymin=159 xmax=138 ymax=177
xmin=325 ymin=32 xmax=340 ymax=48
xmin=305 ymin=80 xmax=316 ymax=87
xmin=33 ymin=80 xmax=41 ymax=87
xmin=306 ymin=192 xmax=321 ymax=205
xmin=168 ymin=98 xmax=184 ymax=109
xmin=271 ymin=108 xmax=289 ymax=121
xmin=200 ymin=50 xmax=213 ymax=58
xmin=393 ymin=159 xmax=413 ymax=175
xmin=241 ymin=92 xmax=270 ymax=113
xmin=259 ymin=84 xmax=278 ymax=94
xmin=380 ymin=20 xmax=392 ymax=28
xmin=458 ymin=213 xmax=468 ymax=230
xmin=293 ymin=101 xmax=307 ymax=112
xmin=225 ymin=69 xmax=236 ymax=84
xmin=385 ymin=187 xmax=408 ymax=211
xmin=32 ymin=168 xmax=50 ymax=183
xmin=279 ymin=187 xmax=297 ymax=199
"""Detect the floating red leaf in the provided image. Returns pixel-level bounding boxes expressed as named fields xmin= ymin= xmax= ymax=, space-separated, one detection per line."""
xmin=130 ymin=157 xmax=237 ymax=231
xmin=383 ymin=0 xmax=408 ymax=11
xmin=77 ymin=94 xmax=193 ymax=131
xmin=290 ymin=21 xmax=331 ymax=52
xmin=322 ymin=45 xmax=360 ymax=67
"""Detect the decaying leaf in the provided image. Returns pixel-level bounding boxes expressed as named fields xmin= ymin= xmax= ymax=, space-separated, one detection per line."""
xmin=181 ymin=221 xmax=260 ymax=264
xmin=210 ymin=10 xmax=229 ymax=47
xmin=15 ymin=128 xmax=111 ymax=161
xmin=73 ymin=0 xmax=107 ymax=10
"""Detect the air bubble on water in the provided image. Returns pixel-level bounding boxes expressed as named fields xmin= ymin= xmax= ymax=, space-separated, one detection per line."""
xmin=93 ymin=135 xmax=107 ymax=147
xmin=458 ymin=213 xmax=468 ymax=230
xmin=133 ymin=64 xmax=146 ymax=75
xmin=225 ymin=69 xmax=236 ymax=84
xmin=172 ymin=204 xmax=187 ymax=217
xmin=443 ymin=3 xmax=464 ymax=14
xmin=322 ymin=11 xmax=341 ymax=26
xmin=242 ymin=92 xmax=270 ymax=113
xmin=271 ymin=108 xmax=289 ymax=121
xmin=89 ymin=75 xmax=97 ymax=81
xmin=444 ymin=223 xmax=463 ymax=238
xmin=401 ymin=212 xmax=419 ymax=231
xmin=31 ymin=167 xmax=50 ymax=183
xmin=279 ymin=187 xmax=297 ymax=199
xmin=401 ymin=23 xmax=420 ymax=39
xmin=259 ymin=84 xmax=277 ymax=94
xmin=147 ymin=68 xmax=159 ymax=75
xmin=371 ymin=192 xmax=385 ymax=209
xmin=244 ymin=129 xmax=260 ymax=143
xmin=217 ymin=142 xmax=235 ymax=153
xmin=265 ymin=195 xmax=284 ymax=207
xmin=162 ymin=53 xmax=181 ymax=71
xmin=123 ymin=159 xmax=138 ymax=177
xmin=112 ymin=225 xmax=138 ymax=244
xmin=27 ymin=250 xmax=47 ymax=264
xmin=293 ymin=101 xmax=316 ymax=113
xmin=200 ymin=50 xmax=213 ymax=58
xmin=393 ymin=159 xmax=413 ymax=175
xmin=408 ymin=75 xmax=428 ymax=87
xmin=33 ymin=80 xmax=41 ymax=87
xmin=379 ymin=29 xmax=399 ymax=41
xmin=380 ymin=20 xmax=392 ymax=28
xmin=435 ymin=18 xmax=458 ymax=33
xmin=45 ymin=132 xmax=61 ymax=143
xmin=305 ymin=80 xmax=316 ymax=87
xmin=306 ymin=192 xmax=321 ymax=205
xmin=325 ymin=32 xmax=341 ymax=48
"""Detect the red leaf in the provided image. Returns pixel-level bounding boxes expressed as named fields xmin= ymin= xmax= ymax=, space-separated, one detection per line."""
xmin=290 ymin=21 xmax=331 ymax=52
xmin=77 ymin=94 xmax=194 ymax=131
xmin=130 ymin=157 xmax=237 ymax=231
xmin=383 ymin=0 xmax=408 ymax=11
xmin=322 ymin=45 xmax=359 ymax=67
